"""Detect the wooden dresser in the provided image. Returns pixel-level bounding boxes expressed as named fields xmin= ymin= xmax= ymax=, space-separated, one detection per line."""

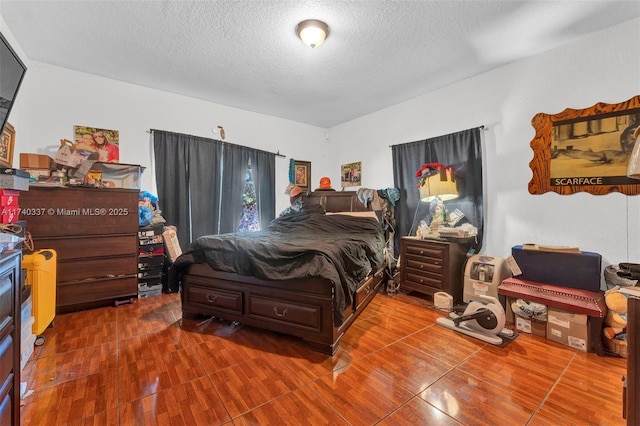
xmin=399 ymin=236 xmax=469 ymax=304
xmin=0 ymin=251 xmax=21 ymax=425
xmin=19 ymin=187 xmax=139 ymax=313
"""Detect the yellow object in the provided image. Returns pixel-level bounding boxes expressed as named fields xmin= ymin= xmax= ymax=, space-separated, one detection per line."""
xmin=22 ymin=250 xmax=57 ymax=336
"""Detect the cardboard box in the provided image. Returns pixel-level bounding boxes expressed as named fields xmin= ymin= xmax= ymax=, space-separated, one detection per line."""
xmin=23 ymin=169 xmax=51 ymax=180
xmin=546 ymin=307 xmax=589 ymax=352
xmin=515 ymin=314 xmax=546 ymax=337
xmin=92 ymin=162 xmax=144 ymax=189
xmin=19 ymin=153 xmax=52 ymax=170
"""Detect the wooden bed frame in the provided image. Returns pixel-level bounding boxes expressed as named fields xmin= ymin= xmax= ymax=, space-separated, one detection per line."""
xmin=180 ymin=190 xmax=387 ymax=355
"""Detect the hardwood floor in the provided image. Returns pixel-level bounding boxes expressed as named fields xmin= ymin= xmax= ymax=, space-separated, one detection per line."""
xmin=20 ymin=290 xmax=627 ymax=425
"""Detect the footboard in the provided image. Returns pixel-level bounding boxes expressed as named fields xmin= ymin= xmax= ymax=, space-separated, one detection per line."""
xmin=180 ymin=264 xmax=386 ymax=354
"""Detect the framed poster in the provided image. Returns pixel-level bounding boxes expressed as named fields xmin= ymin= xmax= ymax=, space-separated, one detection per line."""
xmin=341 ymin=161 xmax=362 ymax=188
xmin=293 ymin=160 xmax=311 ymax=191
xmin=0 ymin=122 xmax=15 ymax=168
xmin=529 ymin=95 xmax=640 ymax=195
xmin=73 ymin=125 xmax=120 ymax=163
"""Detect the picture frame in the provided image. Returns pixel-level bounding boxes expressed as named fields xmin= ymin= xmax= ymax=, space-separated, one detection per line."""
xmin=340 ymin=161 xmax=362 ymax=188
xmin=529 ymin=95 xmax=640 ymax=195
xmin=293 ymin=160 xmax=311 ymax=191
xmin=73 ymin=125 xmax=120 ymax=163
xmin=0 ymin=122 xmax=15 ymax=168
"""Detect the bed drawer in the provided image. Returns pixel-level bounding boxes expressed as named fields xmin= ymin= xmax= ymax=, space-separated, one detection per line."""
xmin=248 ymin=295 xmax=321 ymax=332
xmin=186 ymin=286 xmax=243 ymax=314
xmin=355 ymin=269 xmax=384 ymax=309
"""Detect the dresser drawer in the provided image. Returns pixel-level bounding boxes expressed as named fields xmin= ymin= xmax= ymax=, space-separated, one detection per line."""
xmin=185 ymin=286 xmax=243 ymax=314
xmin=0 ymin=276 xmax=12 ymax=339
xmin=405 ymin=257 xmax=444 ymax=275
xmin=405 ymin=271 xmax=443 ymax=288
xmin=0 ymin=334 xmax=12 ymax=390
xmin=58 ymin=255 xmax=138 ymax=283
xmin=248 ymin=295 xmax=321 ymax=331
xmin=33 ymin=235 xmax=137 ymax=261
xmin=404 ymin=243 xmax=445 ymax=260
xmin=57 ymin=276 xmax=137 ymax=307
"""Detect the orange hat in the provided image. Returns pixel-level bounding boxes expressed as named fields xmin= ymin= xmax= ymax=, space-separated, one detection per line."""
xmin=289 ymin=186 xmax=303 ymax=199
xmin=319 ymin=177 xmax=332 ymax=189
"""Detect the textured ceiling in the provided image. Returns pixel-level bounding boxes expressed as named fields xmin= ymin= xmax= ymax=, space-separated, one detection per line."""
xmin=2 ymin=1 xmax=639 ymax=128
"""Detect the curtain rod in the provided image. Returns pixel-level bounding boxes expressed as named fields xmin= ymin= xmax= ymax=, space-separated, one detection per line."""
xmin=148 ymin=128 xmax=286 ymax=158
xmin=387 ymin=125 xmax=486 ymax=148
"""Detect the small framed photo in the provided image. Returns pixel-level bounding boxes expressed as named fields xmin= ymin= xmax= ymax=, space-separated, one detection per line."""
xmin=294 ymin=160 xmax=311 ymax=191
xmin=341 ymin=161 xmax=362 ymax=187
xmin=0 ymin=123 xmax=15 ymax=168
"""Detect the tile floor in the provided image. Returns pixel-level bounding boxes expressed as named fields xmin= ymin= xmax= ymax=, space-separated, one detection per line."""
xmin=20 ymin=290 xmax=627 ymax=425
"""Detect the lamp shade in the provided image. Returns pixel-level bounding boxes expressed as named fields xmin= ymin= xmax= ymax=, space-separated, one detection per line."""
xmin=627 ymin=126 xmax=640 ymax=179
xmin=296 ymin=19 xmax=329 ymax=48
xmin=420 ymin=167 xmax=459 ymax=201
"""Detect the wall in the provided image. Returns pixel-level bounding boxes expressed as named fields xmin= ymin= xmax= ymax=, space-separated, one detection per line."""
xmin=2 ymin=15 xmax=639 ymax=279
xmin=0 ymin=17 xmax=330 ymax=217
xmin=329 ymin=18 xmax=640 ymax=274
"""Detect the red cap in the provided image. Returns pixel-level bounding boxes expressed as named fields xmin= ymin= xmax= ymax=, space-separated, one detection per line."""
xmin=319 ymin=177 xmax=332 ymax=189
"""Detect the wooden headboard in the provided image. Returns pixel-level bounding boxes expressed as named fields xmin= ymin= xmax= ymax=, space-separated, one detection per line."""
xmin=305 ymin=190 xmax=370 ymax=212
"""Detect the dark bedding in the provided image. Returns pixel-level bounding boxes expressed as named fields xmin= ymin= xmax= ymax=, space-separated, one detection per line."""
xmin=172 ymin=210 xmax=386 ymax=325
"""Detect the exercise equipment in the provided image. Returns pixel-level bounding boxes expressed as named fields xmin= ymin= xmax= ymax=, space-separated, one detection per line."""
xmin=436 ymin=295 xmax=512 ymax=345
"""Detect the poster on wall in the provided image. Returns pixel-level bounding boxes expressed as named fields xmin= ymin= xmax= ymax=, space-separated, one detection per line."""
xmin=529 ymin=95 xmax=640 ymax=195
xmin=340 ymin=161 xmax=362 ymax=188
xmin=73 ymin=125 xmax=120 ymax=163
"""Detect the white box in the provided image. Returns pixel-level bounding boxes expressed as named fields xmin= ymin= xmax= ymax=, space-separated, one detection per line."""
xmin=21 ymin=316 xmax=34 ymax=345
xmin=20 ymin=332 xmax=36 ymax=371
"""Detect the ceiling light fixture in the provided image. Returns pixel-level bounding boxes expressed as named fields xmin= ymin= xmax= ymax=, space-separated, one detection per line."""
xmin=296 ymin=19 xmax=329 ymax=48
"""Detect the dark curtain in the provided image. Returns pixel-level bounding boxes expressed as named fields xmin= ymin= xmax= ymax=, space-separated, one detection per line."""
xmin=392 ymin=127 xmax=484 ymax=254
xmin=153 ymin=129 xmax=275 ymax=250
xmin=219 ymin=144 xmax=276 ymax=233
xmin=153 ymin=130 xmax=222 ymax=251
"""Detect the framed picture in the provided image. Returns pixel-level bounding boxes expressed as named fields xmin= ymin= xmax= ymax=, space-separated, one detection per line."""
xmin=341 ymin=161 xmax=362 ymax=188
xmin=73 ymin=125 xmax=120 ymax=163
xmin=293 ymin=160 xmax=311 ymax=191
xmin=529 ymin=95 xmax=640 ymax=195
xmin=0 ymin=122 xmax=15 ymax=168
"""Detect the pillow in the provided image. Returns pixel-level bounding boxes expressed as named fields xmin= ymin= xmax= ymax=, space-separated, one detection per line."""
xmin=326 ymin=211 xmax=380 ymax=221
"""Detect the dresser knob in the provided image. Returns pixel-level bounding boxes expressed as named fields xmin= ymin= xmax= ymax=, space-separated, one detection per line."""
xmin=419 ymin=278 xmax=424 ymax=283
xmin=420 ymin=265 xmax=424 ymax=269
xmin=419 ymin=250 xmax=424 ymax=255
xmin=273 ymin=307 xmax=288 ymax=317
xmin=207 ymin=295 xmax=218 ymax=303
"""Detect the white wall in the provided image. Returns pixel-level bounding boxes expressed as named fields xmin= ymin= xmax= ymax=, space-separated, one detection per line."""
xmin=329 ymin=18 xmax=640 ymax=272
xmin=2 ymin=15 xmax=639 ymax=277
xmin=0 ymin=17 xmax=330 ymax=216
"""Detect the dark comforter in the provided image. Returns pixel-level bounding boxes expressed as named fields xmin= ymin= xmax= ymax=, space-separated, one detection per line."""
xmin=172 ymin=210 xmax=385 ymax=325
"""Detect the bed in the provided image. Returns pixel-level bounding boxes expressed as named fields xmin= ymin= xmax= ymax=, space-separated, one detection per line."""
xmin=171 ymin=190 xmax=389 ymax=355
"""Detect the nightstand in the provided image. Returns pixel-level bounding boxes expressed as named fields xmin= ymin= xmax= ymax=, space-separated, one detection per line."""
xmin=399 ymin=236 xmax=470 ymax=304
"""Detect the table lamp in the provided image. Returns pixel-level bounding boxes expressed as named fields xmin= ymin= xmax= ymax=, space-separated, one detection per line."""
xmin=417 ymin=164 xmax=459 ymax=233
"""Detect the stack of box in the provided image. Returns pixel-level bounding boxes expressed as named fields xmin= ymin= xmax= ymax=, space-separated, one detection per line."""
xmin=20 ymin=295 xmax=35 ymax=371
xmin=0 ymin=189 xmax=20 ymax=224
xmin=20 ymin=153 xmax=53 ymax=181
xmin=138 ymin=224 xmax=165 ymax=298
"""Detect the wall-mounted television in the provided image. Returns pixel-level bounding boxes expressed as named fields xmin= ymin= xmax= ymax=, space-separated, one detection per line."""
xmin=0 ymin=31 xmax=26 ymax=136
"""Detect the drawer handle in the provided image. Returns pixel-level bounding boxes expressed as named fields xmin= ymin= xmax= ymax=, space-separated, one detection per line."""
xmin=207 ymin=295 xmax=218 ymax=303
xmin=273 ymin=307 xmax=288 ymax=317
xmin=419 ymin=264 xmax=424 ymax=269
xmin=419 ymin=278 xmax=424 ymax=283
xmin=419 ymin=250 xmax=424 ymax=255
xmin=365 ymin=285 xmax=372 ymax=294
